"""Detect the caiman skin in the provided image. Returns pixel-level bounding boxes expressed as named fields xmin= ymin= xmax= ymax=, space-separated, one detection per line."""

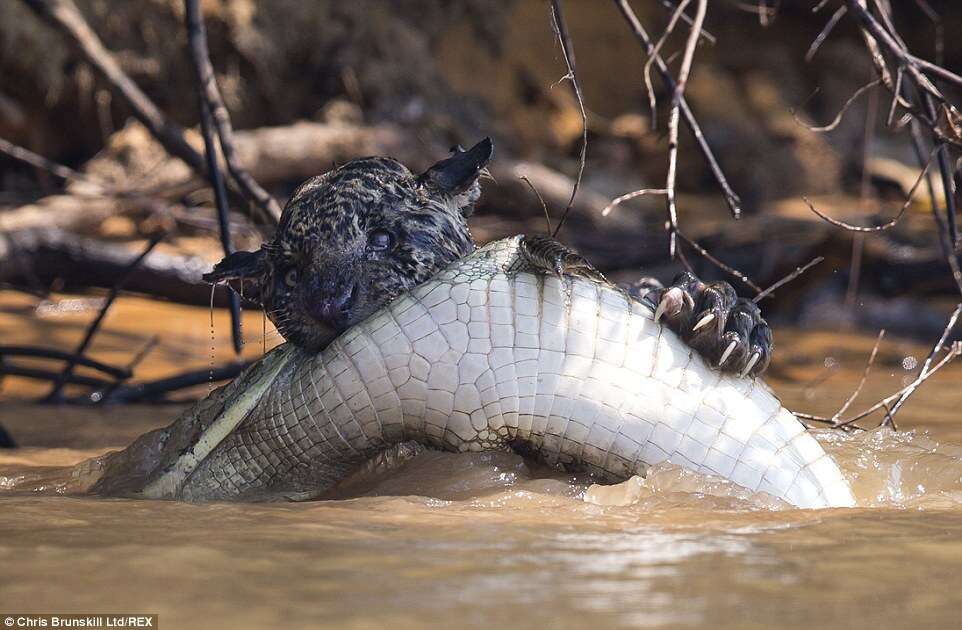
xmin=88 ymin=236 xmax=855 ymax=509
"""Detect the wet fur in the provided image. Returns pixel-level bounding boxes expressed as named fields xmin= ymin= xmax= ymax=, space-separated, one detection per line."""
xmin=208 ymin=155 xmax=481 ymax=350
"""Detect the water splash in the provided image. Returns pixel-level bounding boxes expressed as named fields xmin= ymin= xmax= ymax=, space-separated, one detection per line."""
xmin=4 ymin=423 xmax=962 ymax=512
xmin=819 ymin=427 xmax=962 ymax=508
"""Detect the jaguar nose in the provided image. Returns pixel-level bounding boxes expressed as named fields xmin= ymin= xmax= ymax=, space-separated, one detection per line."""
xmin=304 ymin=279 xmax=357 ymax=330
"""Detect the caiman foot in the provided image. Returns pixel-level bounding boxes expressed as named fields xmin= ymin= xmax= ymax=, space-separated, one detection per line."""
xmin=516 ymin=235 xmax=607 ymax=283
xmin=630 ymin=272 xmax=773 ymax=378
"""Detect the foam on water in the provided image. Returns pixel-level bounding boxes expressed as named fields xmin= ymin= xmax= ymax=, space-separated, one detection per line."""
xmin=4 ymin=427 xmax=962 ymax=511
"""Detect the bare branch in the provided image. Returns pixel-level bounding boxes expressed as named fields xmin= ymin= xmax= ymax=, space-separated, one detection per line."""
xmin=0 ymin=136 xmax=102 ymax=190
xmin=802 ymin=149 xmax=935 ymax=233
xmin=0 ymin=346 xmax=130 ymax=380
xmin=845 ymin=0 xmax=959 ymax=97
xmin=20 ymin=0 xmax=206 ymax=177
xmin=601 ymin=188 xmax=669 ymax=217
xmin=832 ymin=329 xmax=885 ymax=423
xmin=752 ymin=256 xmax=824 ymax=303
xmin=20 ymin=0 xmax=279 ymax=235
xmin=792 ymin=79 xmax=882 ymax=133
xmin=643 ymin=0 xmax=691 ymax=126
xmin=885 ymin=67 xmax=904 ymax=128
xmin=613 ymin=0 xmax=742 ymax=219
xmin=184 ymin=0 xmax=282 ymax=225
xmin=549 ymin=0 xmax=588 ymax=237
xmin=186 ymin=6 xmax=243 ymax=356
xmin=662 ymin=0 xmax=707 ymax=259
xmin=806 ymin=5 xmax=847 ymax=62
xmin=656 ymin=0 xmax=716 ymax=45
xmin=923 ymin=94 xmax=960 ymax=247
xmin=519 ymin=175 xmax=553 ymax=234
xmin=833 ymin=343 xmax=959 ymax=429
xmin=889 ymin=303 xmax=962 ymax=417
xmin=675 ymin=230 xmax=763 ymax=293
xmin=43 ymin=235 xmax=163 ymax=403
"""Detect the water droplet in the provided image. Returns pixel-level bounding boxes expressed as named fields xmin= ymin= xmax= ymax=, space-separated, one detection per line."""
xmin=209 ymin=283 xmax=217 ymax=392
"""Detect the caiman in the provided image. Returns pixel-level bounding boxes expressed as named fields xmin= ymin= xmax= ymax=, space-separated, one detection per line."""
xmin=79 ymin=235 xmax=855 ymax=508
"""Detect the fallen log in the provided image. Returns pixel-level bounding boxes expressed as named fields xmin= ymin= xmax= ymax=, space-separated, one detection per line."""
xmin=0 ymin=228 xmax=242 ymax=306
xmin=75 ymin=119 xmax=665 ymax=264
xmin=0 ymin=194 xmax=121 ymax=233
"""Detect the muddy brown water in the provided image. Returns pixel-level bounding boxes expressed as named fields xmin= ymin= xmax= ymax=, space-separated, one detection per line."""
xmin=2 ymin=292 xmax=962 ymax=629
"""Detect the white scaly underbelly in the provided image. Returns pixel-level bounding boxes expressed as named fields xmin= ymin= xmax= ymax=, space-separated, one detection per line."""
xmin=342 ymin=266 xmax=855 ymax=509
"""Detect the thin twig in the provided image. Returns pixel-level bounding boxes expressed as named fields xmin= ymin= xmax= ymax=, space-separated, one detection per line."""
xmin=613 ymin=0 xmax=742 ymax=219
xmin=806 ymin=0 xmax=962 ymax=429
xmin=844 ymin=0 xmax=958 ymax=97
xmin=885 ymin=67 xmax=905 ymax=128
xmin=889 ymin=303 xmax=961 ymax=417
xmin=0 ymin=136 xmax=102 ymax=190
xmin=0 ymin=345 xmax=129 ymax=379
xmin=894 ymin=122 xmax=962 ymax=424
xmin=879 ymin=402 xmax=897 ymax=430
xmin=833 ymin=343 xmax=959 ymax=428
xmin=802 ymin=148 xmax=936 ymax=233
xmin=832 ymin=329 xmax=885 ymax=423
xmin=20 ymin=0 xmax=278 ymax=234
xmin=806 ymin=5 xmax=847 ymax=62
xmin=186 ymin=0 xmax=244 ymax=356
xmin=675 ymin=230 xmax=763 ymax=293
xmin=183 ymin=0 xmax=281 ymax=224
xmin=549 ymin=0 xmax=588 ymax=237
xmin=922 ymin=93 xmax=960 ymax=246
xmin=643 ymin=0 xmax=691 ymax=126
xmin=93 ymin=335 xmax=160 ymax=404
xmin=519 ymin=175 xmax=553 ymax=234
xmin=601 ymin=188 xmax=669 ymax=217
xmin=857 ymin=0 xmax=962 ymax=246
xmin=663 ymin=0 xmax=706 ymax=259
xmin=656 ymin=0 xmax=716 ymax=44
xmin=907 ymin=113 xmax=961 ymax=293
xmin=792 ymin=80 xmax=882 ymax=133
xmin=43 ymin=235 xmax=163 ymax=402
xmin=797 ymin=342 xmax=959 ymax=430
xmin=21 ymin=0 xmax=205 ymax=175
xmin=753 ymin=256 xmax=824 ymax=303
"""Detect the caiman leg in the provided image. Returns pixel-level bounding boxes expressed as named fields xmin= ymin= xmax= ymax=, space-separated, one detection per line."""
xmin=524 ymin=236 xmax=774 ymax=377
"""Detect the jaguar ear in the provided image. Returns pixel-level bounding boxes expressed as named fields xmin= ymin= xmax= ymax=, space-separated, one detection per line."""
xmin=203 ymin=249 xmax=267 ymax=284
xmin=419 ymin=137 xmax=493 ymax=199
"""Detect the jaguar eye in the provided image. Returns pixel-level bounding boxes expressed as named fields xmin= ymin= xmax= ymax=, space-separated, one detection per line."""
xmin=368 ymin=229 xmax=395 ymax=252
xmin=284 ymin=269 xmax=298 ymax=288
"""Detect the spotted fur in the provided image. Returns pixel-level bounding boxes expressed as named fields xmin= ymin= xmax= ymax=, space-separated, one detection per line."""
xmin=207 ymin=143 xmax=490 ymax=351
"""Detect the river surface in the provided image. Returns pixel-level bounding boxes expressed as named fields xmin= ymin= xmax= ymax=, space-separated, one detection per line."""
xmin=2 ymin=292 xmax=962 ymax=629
